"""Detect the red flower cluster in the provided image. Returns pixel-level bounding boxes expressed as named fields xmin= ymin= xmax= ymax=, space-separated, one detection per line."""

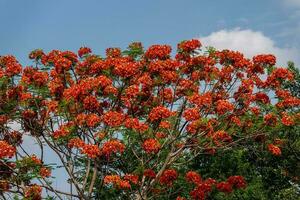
xmin=178 ymin=39 xmax=201 ymax=52
xmin=54 ymin=57 xmax=72 ymax=73
xmin=143 ymin=169 xmax=156 ymax=178
xmin=29 ymin=49 xmax=45 ymax=60
xmin=253 ymin=92 xmax=270 ymax=104
xmin=40 ymin=167 xmax=51 ymax=178
xmin=268 ymin=144 xmax=281 ymax=156
xmin=106 ymin=47 xmax=121 ymax=58
xmin=0 ymin=55 xmax=22 ymax=77
xmin=216 ymin=100 xmax=234 ymax=115
xmin=189 ymin=178 xmax=216 ymax=200
xmin=24 ymin=184 xmax=42 ymax=200
xmin=216 ymin=181 xmax=232 ymax=193
xmin=149 ymin=106 xmax=173 ymax=121
xmin=124 ymin=117 xmax=149 ymax=132
xmin=52 ymin=123 xmax=74 ymax=139
xmin=183 ymin=108 xmax=200 ymax=121
xmin=83 ymin=95 xmax=99 ymax=110
xmin=281 ymin=113 xmax=294 ymax=126
xmin=159 ymin=169 xmax=178 ymax=186
xmin=76 ymin=113 xmax=101 ymax=127
xmin=81 ymin=144 xmax=101 ymax=159
xmin=101 ymin=139 xmax=125 ymax=157
xmin=253 ymin=54 xmax=276 ymax=66
xmin=216 ymin=175 xmax=246 ymax=193
xmin=0 ymin=140 xmax=16 ymax=159
xmin=78 ymin=47 xmax=92 ymax=57
xmin=22 ymin=67 xmax=49 ymax=87
xmin=212 ymin=130 xmax=232 ymax=146
xmin=264 ymin=113 xmax=277 ymax=126
xmin=185 ymin=171 xmax=202 ymax=184
xmin=143 ymin=138 xmax=161 ymax=154
xmin=145 ymin=45 xmax=172 ymax=60
xmin=124 ymin=174 xmax=139 ymax=185
xmin=265 ymin=68 xmax=294 ymax=88
xmin=68 ymin=138 xmax=101 ymax=158
xmin=104 ymin=175 xmax=131 ymax=189
xmin=102 ymin=111 xmax=125 ymax=127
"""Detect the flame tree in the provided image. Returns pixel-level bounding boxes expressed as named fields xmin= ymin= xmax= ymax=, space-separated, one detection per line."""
xmin=0 ymin=39 xmax=299 ymax=200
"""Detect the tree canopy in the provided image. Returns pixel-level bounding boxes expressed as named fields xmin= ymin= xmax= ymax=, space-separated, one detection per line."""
xmin=0 ymin=39 xmax=299 ymax=200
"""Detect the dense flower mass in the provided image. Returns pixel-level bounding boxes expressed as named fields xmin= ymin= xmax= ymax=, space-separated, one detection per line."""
xmin=145 ymin=45 xmax=172 ymax=60
xmin=0 ymin=141 xmax=16 ymax=159
xmin=148 ymin=106 xmax=174 ymax=121
xmin=0 ymin=39 xmax=299 ymax=200
xmin=159 ymin=169 xmax=178 ymax=186
xmin=102 ymin=139 xmax=125 ymax=157
xmin=143 ymin=138 xmax=161 ymax=153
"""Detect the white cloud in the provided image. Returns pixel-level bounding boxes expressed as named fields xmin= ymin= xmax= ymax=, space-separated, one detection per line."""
xmin=201 ymin=28 xmax=299 ymax=66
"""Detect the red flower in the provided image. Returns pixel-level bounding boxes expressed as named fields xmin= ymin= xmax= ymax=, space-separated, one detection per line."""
xmin=143 ymin=138 xmax=161 ymax=154
xmin=253 ymin=54 xmax=276 ymax=66
xmin=145 ymin=45 xmax=172 ymax=60
xmin=81 ymin=144 xmax=100 ymax=158
xmin=102 ymin=139 xmax=125 ymax=157
xmin=159 ymin=169 xmax=178 ymax=186
xmin=253 ymin=92 xmax=270 ymax=104
xmin=143 ymin=169 xmax=156 ymax=178
xmin=149 ymin=106 xmax=173 ymax=122
xmin=281 ymin=113 xmax=294 ymax=126
xmin=40 ymin=167 xmax=51 ymax=178
xmin=178 ymin=39 xmax=201 ymax=52
xmin=0 ymin=55 xmax=22 ymax=77
xmin=159 ymin=121 xmax=171 ymax=129
xmin=78 ymin=47 xmax=92 ymax=57
xmin=216 ymin=181 xmax=233 ymax=193
xmin=268 ymin=144 xmax=281 ymax=156
xmin=183 ymin=108 xmax=200 ymax=121
xmin=106 ymin=47 xmax=121 ymax=58
xmin=68 ymin=138 xmax=85 ymax=149
xmin=83 ymin=95 xmax=100 ymax=110
xmin=54 ymin=57 xmax=72 ymax=73
xmin=264 ymin=113 xmax=277 ymax=126
xmin=227 ymin=176 xmax=246 ymax=189
xmin=0 ymin=140 xmax=16 ymax=159
xmin=185 ymin=171 xmax=202 ymax=184
xmin=216 ymin=100 xmax=234 ymax=115
xmin=212 ymin=130 xmax=232 ymax=145
xmin=103 ymin=111 xmax=125 ymax=127
xmin=104 ymin=175 xmax=131 ymax=189
xmin=124 ymin=174 xmax=139 ymax=184
xmin=24 ymin=184 xmax=42 ymax=200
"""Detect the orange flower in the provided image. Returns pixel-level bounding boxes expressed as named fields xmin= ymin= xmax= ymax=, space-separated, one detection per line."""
xmin=159 ymin=169 xmax=178 ymax=186
xmin=268 ymin=144 xmax=281 ymax=156
xmin=0 ymin=140 xmax=16 ymax=159
xmin=281 ymin=113 xmax=294 ymax=126
xmin=149 ymin=106 xmax=173 ymax=122
xmin=24 ymin=184 xmax=42 ymax=200
xmin=40 ymin=167 xmax=51 ymax=178
xmin=185 ymin=171 xmax=201 ymax=184
xmin=102 ymin=139 xmax=125 ymax=157
xmin=103 ymin=111 xmax=125 ymax=127
xmin=216 ymin=100 xmax=234 ymax=115
xmin=145 ymin=45 xmax=172 ymax=60
xmin=183 ymin=108 xmax=200 ymax=121
xmin=78 ymin=47 xmax=91 ymax=57
xmin=143 ymin=139 xmax=161 ymax=154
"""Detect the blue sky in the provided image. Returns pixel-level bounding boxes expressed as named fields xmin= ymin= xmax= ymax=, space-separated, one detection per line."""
xmin=1 ymin=0 xmax=299 ymax=66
